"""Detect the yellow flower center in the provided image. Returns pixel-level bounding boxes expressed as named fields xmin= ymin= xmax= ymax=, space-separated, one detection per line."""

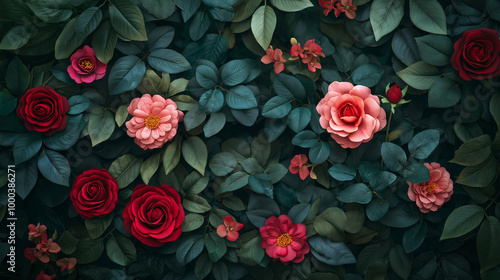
xmin=426 ymin=182 xmax=437 ymax=193
xmin=145 ymin=114 xmax=161 ymax=129
xmin=79 ymin=59 xmax=93 ymax=70
xmin=277 ymin=233 xmax=292 ymax=247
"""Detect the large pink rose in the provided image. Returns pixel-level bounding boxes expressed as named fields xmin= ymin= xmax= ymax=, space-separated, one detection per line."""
xmin=125 ymin=94 xmax=184 ymax=150
xmin=260 ymin=215 xmax=309 ymax=264
xmin=67 ymin=45 xmax=106 ymax=84
xmin=407 ymin=163 xmax=453 ymax=213
xmin=316 ymin=82 xmax=387 ymax=148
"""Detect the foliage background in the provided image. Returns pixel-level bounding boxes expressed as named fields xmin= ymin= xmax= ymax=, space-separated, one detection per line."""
xmin=0 ymin=0 xmax=500 ymax=279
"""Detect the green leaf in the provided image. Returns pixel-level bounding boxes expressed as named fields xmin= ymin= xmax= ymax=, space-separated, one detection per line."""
xmin=415 ymin=34 xmax=453 ymax=66
xmin=226 ymin=85 xmax=258 ymax=110
xmin=344 ymin=204 xmax=365 ymax=234
xmin=490 ymin=93 xmax=500 ymax=130
xmin=106 ymin=234 xmax=137 ymax=266
xmin=38 ymin=150 xmax=70 ymax=186
xmin=148 ymin=25 xmax=175 ymax=51
xmin=184 ymin=105 xmax=207 ymax=131
xmin=266 ymin=162 xmax=288 ymax=183
xmin=68 ymin=95 xmax=90 ymax=115
xmin=408 ymin=129 xmax=440 ymax=159
xmin=389 ymin=245 xmax=412 ymax=280
xmin=248 ymin=174 xmax=273 ymax=198
xmin=58 ymin=231 xmax=79 ymax=255
xmin=396 ymin=61 xmax=440 ymax=90
xmin=292 ymin=130 xmax=318 ymax=148
xmin=196 ymin=65 xmax=218 ymax=89
xmin=428 ymin=78 xmax=461 ymax=108
xmin=183 ymin=194 xmax=211 ymax=213
xmin=195 ymin=254 xmax=213 ymax=280
xmin=450 ymin=134 xmax=492 ymax=166
xmin=6 ymin=56 xmax=30 ymax=95
xmin=182 ymin=136 xmax=208 ymax=175
xmin=287 ymin=107 xmax=311 ymax=133
xmin=477 ymin=217 xmax=500 ymax=273
xmin=456 ymin=156 xmax=499 ymax=188
xmin=381 ymin=142 xmax=407 ymax=172
xmin=241 ymin=158 xmax=264 ymax=175
xmin=75 ymin=7 xmax=103 ymax=38
xmin=313 ymin=207 xmax=346 ymax=241
xmin=140 ymin=0 xmax=175 ymax=19
xmin=370 ymin=0 xmax=405 ymax=41
xmin=440 ymin=205 xmax=484 ymax=241
xmin=0 ymin=25 xmax=34 ymax=50
xmin=108 ymin=55 xmax=146 ymax=95
xmin=181 ymin=213 xmax=205 ymax=232
xmin=219 ymin=172 xmax=249 ymax=193
xmin=238 ymin=231 xmax=264 ymax=265
xmin=250 ymin=5 xmax=276 ymax=50
xmin=221 ymin=59 xmax=250 ymax=86
xmin=288 ymin=204 xmax=311 ymax=224
xmin=16 ymin=159 xmax=38 ymax=200
xmin=72 ymin=238 xmax=104 ymax=265
xmin=309 ymin=236 xmax=356 ymax=265
xmin=26 ymin=0 xmax=72 ymax=23
xmin=183 ymin=171 xmax=209 ymax=195
xmin=109 ymin=0 xmax=148 ymax=41
xmin=403 ymin=221 xmax=428 ymax=253
xmin=55 ymin=17 xmax=87 ymax=60
xmin=337 ymin=183 xmax=373 ymax=204
xmin=204 ymin=112 xmax=226 ymax=138
xmin=199 ymin=89 xmax=224 ymax=113
xmin=109 ymin=154 xmax=143 ymax=189
xmin=189 ymin=11 xmax=211 ymax=41
xmin=222 ymin=196 xmax=246 ymax=211
xmin=328 ymin=164 xmax=356 ymax=181
xmin=409 ymin=0 xmax=447 ymax=35
xmin=270 ymin=0 xmax=313 ymax=12
xmin=403 ymin=163 xmax=430 ymax=183
xmin=0 ymin=90 xmax=17 ymax=116
xmin=274 ymin=73 xmax=306 ymax=100
xmin=309 ymin=142 xmax=330 ymax=164
xmin=262 ymin=96 xmax=291 ymax=118
xmin=140 ymin=153 xmax=161 ymax=184
xmin=379 ymin=204 xmax=420 ymax=228
xmin=163 ymin=136 xmax=181 ymax=176
xmin=209 ymin=152 xmax=238 ymax=176
xmin=352 ymin=64 xmax=384 ymax=87
xmin=115 ymin=104 xmax=128 ymax=127
xmin=92 ymin=20 xmax=118 ymax=64
xmin=176 ymin=235 xmax=205 ymax=264
xmin=88 ymin=107 xmax=115 ymax=146
xmin=204 ymin=232 xmax=227 ymax=262
xmin=366 ymin=197 xmax=389 ymax=221
xmin=13 ymin=134 xmax=42 ymax=165
xmin=148 ymin=49 xmax=191 ymax=74
xmin=85 ymin=215 xmax=113 ymax=239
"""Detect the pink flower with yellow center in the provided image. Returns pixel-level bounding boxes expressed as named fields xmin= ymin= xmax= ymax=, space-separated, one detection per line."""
xmin=217 ymin=216 xmax=244 ymax=241
xmin=125 ymin=94 xmax=184 ymax=150
xmin=407 ymin=163 xmax=453 ymax=213
xmin=260 ymin=215 xmax=309 ymax=264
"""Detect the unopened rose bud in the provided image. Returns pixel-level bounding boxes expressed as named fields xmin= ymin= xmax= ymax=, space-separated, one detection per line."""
xmin=386 ymin=84 xmax=402 ymax=103
xmin=290 ymin=37 xmax=298 ymax=45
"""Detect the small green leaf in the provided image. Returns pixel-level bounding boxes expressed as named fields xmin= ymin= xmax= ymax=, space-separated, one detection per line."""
xmin=85 ymin=215 xmax=113 ymax=239
xmin=140 ymin=0 xmax=175 ymax=19
xmin=6 ymin=56 xmax=30 ymax=95
xmin=396 ymin=61 xmax=440 ymax=90
xmin=106 ymin=234 xmax=137 ymax=266
xmin=225 ymin=85 xmax=258 ymax=110
xmin=370 ymin=0 xmax=405 ymax=41
xmin=440 ymin=205 xmax=484 ymax=241
xmin=0 ymin=25 xmax=34 ymax=50
xmin=182 ymin=136 xmax=208 ymax=175
xmin=92 ymin=20 xmax=118 ymax=64
xmin=287 ymin=107 xmax=311 ymax=133
xmin=75 ymin=7 xmax=103 ymax=38
xmin=13 ymin=134 xmax=42 ymax=165
xmin=450 ymin=134 xmax=492 ymax=166
xmin=182 ymin=194 xmax=211 ymax=213
xmin=204 ymin=232 xmax=227 ymax=262
xmin=163 ymin=136 xmax=181 ymax=176
xmin=251 ymin=5 xmax=276 ymax=50
xmin=109 ymin=154 xmax=143 ymax=189
xmin=55 ymin=17 xmax=86 ymax=60
xmin=148 ymin=49 xmax=191 ymax=74
xmin=109 ymin=0 xmax=148 ymax=41
xmin=176 ymin=235 xmax=205 ymax=264
xmin=409 ymin=0 xmax=447 ymax=35
xmin=58 ymin=231 xmax=79 ymax=255
xmin=428 ymin=78 xmax=461 ymax=108
xmin=403 ymin=163 xmax=430 ymax=184
xmin=88 ymin=107 xmax=115 ymax=147
xmin=381 ymin=142 xmax=407 ymax=172
xmin=182 ymin=171 xmax=209 ymax=195
xmin=477 ymin=217 xmax=500 ymax=273
xmin=195 ymin=254 xmax=213 ymax=280
xmin=209 ymin=152 xmax=238 ymax=176
xmin=38 ymin=150 xmax=70 ymax=186
xmin=403 ymin=221 xmax=428 ymax=253
xmin=351 ymin=64 xmax=384 ymax=87
xmin=415 ymin=34 xmax=453 ymax=66
xmin=337 ymin=183 xmax=373 ymax=204
xmin=219 ymin=172 xmax=249 ymax=193
xmin=199 ymin=89 xmax=224 ymax=114
xmin=270 ymin=0 xmax=313 ymax=12
xmin=72 ymin=238 xmax=104 ymax=265
xmin=181 ymin=213 xmax=205 ymax=232
xmin=389 ymin=245 xmax=412 ymax=280
xmin=456 ymin=156 xmax=499 ymax=188
xmin=140 ymin=153 xmax=161 ymax=184
xmin=313 ymin=207 xmax=346 ymax=242
xmin=328 ymin=164 xmax=356 ymax=181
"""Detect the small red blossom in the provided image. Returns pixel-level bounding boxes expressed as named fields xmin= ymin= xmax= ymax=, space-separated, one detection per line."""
xmin=318 ymin=0 xmax=337 ymax=16
xmin=36 ymin=271 xmax=55 ymax=280
xmin=35 ymin=234 xmax=61 ymax=263
xmin=217 ymin=216 xmax=244 ymax=241
xmin=289 ymin=154 xmax=310 ymax=180
xmin=334 ymin=0 xmax=357 ymax=19
xmin=28 ymin=223 xmax=47 ymax=238
xmin=290 ymin=44 xmax=307 ymax=60
xmin=24 ymin=247 xmax=37 ymax=263
xmin=56 ymin=257 xmax=77 ymax=272
xmin=290 ymin=40 xmax=325 ymax=72
xmin=386 ymin=84 xmax=403 ymax=104
xmin=261 ymin=46 xmax=287 ymax=74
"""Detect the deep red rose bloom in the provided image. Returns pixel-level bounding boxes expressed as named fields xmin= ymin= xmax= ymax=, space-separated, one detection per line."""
xmin=451 ymin=28 xmax=500 ymax=81
xmin=386 ymin=84 xmax=402 ymax=103
xmin=260 ymin=215 xmax=310 ymax=264
xmin=16 ymin=86 xmax=70 ymax=136
xmin=70 ymin=168 xmax=119 ymax=220
xmin=123 ymin=184 xmax=185 ymax=247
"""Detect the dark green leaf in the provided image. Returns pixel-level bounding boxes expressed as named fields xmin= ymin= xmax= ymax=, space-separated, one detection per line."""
xmin=396 ymin=61 xmax=440 ymax=90
xmin=183 ymin=194 xmax=211 ymax=213
xmin=13 ymin=134 xmax=42 ymax=165
xmin=270 ymin=0 xmax=313 ymax=12
xmin=88 ymin=107 xmax=115 ymax=146
xmin=220 ymin=172 xmax=249 ymax=193
xmin=456 ymin=156 xmax=499 ymax=188
xmin=0 ymin=25 xmax=34 ymax=50
xmin=450 ymin=134 xmax=492 ymax=166
xmin=148 ymin=49 xmax=191 ymax=74
xmin=381 ymin=142 xmax=407 ymax=172
xmin=199 ymin=89 xmax=224 ymax=113
xmin=72 ymin=238 xmax=104 ymax=264
xmin=328 ymin=164 xmax=356 ymax=181
xmin=403 ymin=163 xmax=430 ymax=183
xmin=370 ymin=0 xmax=404 ymax=41
xmin=109 ymin=0 xmax=148 ymax=41
xmin=337 ymin=183 xmax=373 ymax=204
xmin=85 ymin=215 xmax=113 ymax=239
xmin=176 ymin=235 xmax=205 ymax=264
xmin=309 ymin=142 xmax=330 ymax=164
xmin=204 ymin=111 xmax=226 ymax=137
xmin=182 ymin=136 xmax=208 ymax=175
xmin=196 ymin=65 xmax=218 ymax=89
xmin=221 ymin=59 xmax=250 ymax=86
xmin=75 ymin=7 xmax=102 ymax=38
xmin=409 ymin=0 xmax=447 ymax=35
xmin=477 ymin=217 xmax=500 ymax=273
xmin=309 ymin=236 xmax=356 ymax=265
xmin=140 ymin=0 xmax=175 ymax=19
xmin=204 ymin=232 xmax=227 ymax=262
xmin=106 ymin=234 xmax=136 ymax=266
xmin=6 ymin=57 xmax=30 ymax=95
xmin=181 ymin=213 xmax=205 ymax=232
xmin=250 ymin=5 xmax=276 ymax=50
xmin=274 ymin=73 xmax=306 ymax=100
xmin=248 ymin=174 xmax=273 ymax=198
xmin=38 ymin=150 xmax=70 ymax=186
xmin=226 ymin=85 xmax=258 ymax=110
xmin=352 ymin=64 xmax=384 ymax=87
xmin=403 ymin=221 xmax=428 ymax=253
xmin=415 ymin=34 xmax=453 ymax=66
xmin=92 ymin=20 xmax=118 ymax=64
xmin=428 ymin=78 xmax=461 ymax=108
xmin=292 ymin=130 xmax=318 ymax=148
xmin=55 ymin=17 xmax=86 ymax=59
xmin=287 ymin=107 xmax=311 ymax=133
xmin=389 ymin=244 xmax=412 ymax=280
xmin=440 ymin=205 xmax=484 ymax=240
xmin=108 ymin=55 xmax=146 ymax=95
xmin=109 ymin=154 xmax=143 ymax=189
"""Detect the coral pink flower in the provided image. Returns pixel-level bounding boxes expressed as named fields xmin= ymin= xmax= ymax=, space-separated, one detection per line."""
xmin=316 ymin=82 xmax=387 ymax=149
xmin=261 ymin=46 xmax=287 ymax=74
xmin=334 ymin=0 xmax=357 ymax=19
xmin=290 ymin=40 xmax=325 ymax=72
xmin=217 ymin=216 xmax=244 ymax=241
xmin=36 ymin=271 xmax=55 ymax=280
xmin=28 ymin=223 xmax=47 ymax=238
xmin=318 ymin=0 xmax=337 ymax=16
xmin=289 ymin=154 xmax=310 ymax=180
xmin=407 ymin=163 xmax=453 ymax=213
xmin=126 ymin=94 xmax=184 ymax=150
xmin=67 ymin=45 xmax=107 ymax=84
xmin=260 ymin=215 xmax=310 ymax=264
xmin=35 ymin=234 xmax=61 ymax=263
xmin=290 ymin=44 xmax=307 ymax=60
xmin=56 ymin=257 xmax=77 ymax=272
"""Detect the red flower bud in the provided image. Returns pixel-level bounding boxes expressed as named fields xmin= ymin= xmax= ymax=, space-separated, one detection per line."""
xmin=386 ymin=84 xmax=402 ymax=103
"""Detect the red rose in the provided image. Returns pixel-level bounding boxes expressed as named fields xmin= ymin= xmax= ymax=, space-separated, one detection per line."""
xmin=122 ymin=184 xmax=185 ymax=247
xmin=451 ymin=28 xmax=500 ymax=81
xmin=70 ymin=168 xmax=119 ymax=220
xmin=16 ymin=86 xmax=70 ymax=136
xmin=386 ymin=84 xmax=402 ymax=103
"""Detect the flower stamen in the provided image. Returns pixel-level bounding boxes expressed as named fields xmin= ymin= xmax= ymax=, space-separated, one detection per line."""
xmin=79 ymin=59 xmax=93 ymax=70
xmin=277 ymin=233 xmax=293 ymax=247
xmin=145 ymin=114 xmax=161 ymax=129
xmin=426 ymin=182 xmax=437 ymax=193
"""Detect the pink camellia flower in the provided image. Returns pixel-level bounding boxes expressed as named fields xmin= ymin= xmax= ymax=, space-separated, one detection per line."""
xmin=56 ymin=257 xmax=77 ymax=272
xmin=217 ymin=216 xmax=244 ymax=241
xmin=67 ymin=45 xmax=107 ymax=84
xmin=289 ymin=154 xmax=309 ymax=180
xmin=316 ymin=81 xmax=387 ymax=149
xmin=35 ymin=234 xmax=61 ymax=263
xmin=126 ymin=94 xmax=184 ymax=150
xmin=36 ymin=271 xmax=55 ymax=280
xmin=334 ymin=0 xmax=357 ymax=19
xmin=261 ymin=46 xmax=287 ymax=74
xmin=407 ymin=163 xmax=453 ymax=213
xmin=28 ymin=223 xmax=47 ymax=238
xmin=260 ymin=215 xmax=310 ymax=264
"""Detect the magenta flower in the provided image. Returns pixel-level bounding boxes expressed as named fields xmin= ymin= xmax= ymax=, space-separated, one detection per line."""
xmin=67 ymin=45 xmax=107 ymax=84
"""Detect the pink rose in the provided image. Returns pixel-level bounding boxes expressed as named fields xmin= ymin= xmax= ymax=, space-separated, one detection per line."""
xmin=125 ymin=94 xmax=184 ymax=150
xmin=67 ymin=45 xmax=107 ymax=84
xmin=316 ymin=81 xmax=387 ymax=149
xmin=407 ymin=163 xmax=453 ymax=213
